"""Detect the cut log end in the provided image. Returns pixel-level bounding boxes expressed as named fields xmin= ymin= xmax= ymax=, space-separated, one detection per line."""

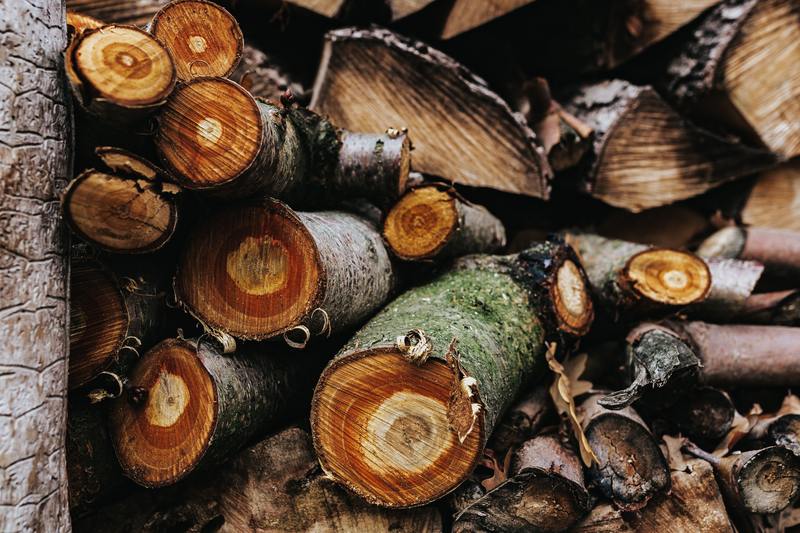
xmin=95 ymin=146 xmax=161 ymax=181
xmin=63 ymin=170 xmax=178 ymax=253
xmin=157 ymin=77 xmax=261 ymax=189
xmin=726 ymin=447 xmax=800 ymax=514
xmin=383 ymin=186 xmax=459 ymax=260
xmin=176 ymin=202 xmax=321 ymax=340
xmin=71 ymin=25 xmax=175 ymax=108
xmin=150 ymin=0 xmax=243 ymax=81
xmin=622 ymin=248 xmax=711 ymax=306
xmin=110 ymin=338 xmax=215 ymax=487
xmin=69 ymin=261 xmax=128 ymax=390
xmin=311 ymin=348 xmax=483 ymax=508
xmin=552 ymin=258 xmax=594 ymax=336
xmin=66 ymin=10 xmax=104 ymax=34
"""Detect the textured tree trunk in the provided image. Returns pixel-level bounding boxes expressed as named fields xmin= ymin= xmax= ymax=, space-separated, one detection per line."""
xmin=0 ymin=1 xmax=72 ymax=530
xmin=157 ymin=76 xmax=411 ymax=204
xmin=311 ymin=27 xmax=553 ymax=199
xmin=73 ymin=426 xmax=442 ymax=532
xmin=561 ymin=79 xmax=774 ymax=212
xmin=109 ymin=337 xmax=329 ymax=487
xmin=311 ymin=241 xmax=594 ymax=507
xmin=383 ymin=184 xmax=506 ymax=261
xmin=688 ymin=257 xmax=764 ymax=321
xmin=175 ymin=199 xmax=396 ymax=344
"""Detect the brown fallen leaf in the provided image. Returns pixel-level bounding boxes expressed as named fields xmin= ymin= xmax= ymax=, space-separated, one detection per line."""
xmin=713 ymin=404 xmax=763 ymax=456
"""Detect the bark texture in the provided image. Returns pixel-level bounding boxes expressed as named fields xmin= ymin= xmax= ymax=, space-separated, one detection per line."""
xmin=441 ymin=0 xmax=537 ymax=39
xmin=232 ymin=43 xmax=307 ymax=102
xmin=0 ymin=1 xmax=71 ymax=530
xmin=688 ymin=257 xmax=763 ymax=321
xmin=67 ymin=0 xmax=167 ymax=26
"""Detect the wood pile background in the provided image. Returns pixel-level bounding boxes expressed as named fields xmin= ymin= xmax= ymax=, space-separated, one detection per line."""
xmin=2 ymin=0 xmax=800 ymax=531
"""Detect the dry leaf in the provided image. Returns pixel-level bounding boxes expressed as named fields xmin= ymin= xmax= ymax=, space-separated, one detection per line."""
xmin=662 ymin=435 xmax=688 ymax=472
xmin=478 ymin=448 xmax=511 ymax=492
xmin=713 ymin=404 xmax=763 ymax=456
xmin=547 ymin=343 xmax=598 ymax=466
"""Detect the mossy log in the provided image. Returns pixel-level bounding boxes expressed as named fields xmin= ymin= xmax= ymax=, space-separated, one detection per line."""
xmin=69 ymin=259 xmax=165 ymax=398
xmin=580 ymin=394 xmax=671 ymax=510
xmin=156 ymin=76 xmax=410 ymax=203
xmin=453 ymin=434 xmax=590 ymax=532
xmin=698 ymin=226 xmax=800 ymax=279
xmin=565 ymin=232 xmax=711 ymax=317
xmin=175 ymin=199 xmax=395 ymax=343
xmin=561 ymin=79 xmax=774 ymax=212
xmin=65 ymin=24 xmax=176 ymax=124
xmin=383 ymin=184 xmax=506 ymax=261
xmin=663 ymin=0 xmax=800 ymax=158
xmin=311 ymin=241 xmax=594 ymax=507
xmin=109 ymin=337 xmax=328 ymax=487
xmin=149 ymin=0 xmax=243 ymax=81
xmin=311 ymin=27 xmax=553 ymax=199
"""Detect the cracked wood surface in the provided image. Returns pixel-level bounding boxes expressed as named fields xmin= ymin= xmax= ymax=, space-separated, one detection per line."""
xmin=0 ymin=0 xmax=71 ymax=531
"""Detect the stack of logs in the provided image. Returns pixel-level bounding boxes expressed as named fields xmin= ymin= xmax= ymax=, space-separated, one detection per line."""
xmin=57 ymin=0 xmax=800 ymax=532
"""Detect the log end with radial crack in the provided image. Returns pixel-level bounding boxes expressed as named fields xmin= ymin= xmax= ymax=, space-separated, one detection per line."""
xmin=311 ymin=27 xmax=553 ymax=198
xmin=719 ymin=446 xmax=800 ymax=514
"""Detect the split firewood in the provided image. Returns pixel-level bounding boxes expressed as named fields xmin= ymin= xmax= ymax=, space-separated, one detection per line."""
xmin=109 ymin=337 xmax=328 ymax=487
xmin=73 ymin=426 xmax=442 ymax=532
xmin=561 ymin=79 xmax=774 ymax=212
xmin=67 ymin=0 xmax=167 ymax=27
xmin=149 ymin=0 xmax=243 ymax=81
xmin=596 ymin=204 xmax=710 ymax=249
xmin=232 ymin=43 xmax=307 ymax=102
xmin=487 ymin=384 xmax=552 ymax=456
xmin=453 ymin=434 xmax=589 ymax=532
xmin=63 ymin=150 xmax=181 ymax=254
xmin=175 ymin=199 xmax=395 ymax=344
xmin=698 ymin=226 xmax=800 ymax=279
xmin=740 ymin=160 xmax=800 ymax=231
xmin=311 ymin=27 xmax=553 ymax=199
xmin=65 ymin=24 xmax=176 ymax=124
xmin=69 ymin=259 xmax=165 ymax=397
xmin=564 ymin=232 xmax=712 ymax=316
xmin=580 ymin=394 xmax=671 ymax=510
xmin=663 ymin=387 xmax=736 ymax=447
xmin=382 ymin=184 xmax=506 ymax=261
xmin=282 ymin=0 xmax=435 ymax=21
xmin=440 ymin=0 xmax=537 ymax=39
xmin=663 ymin=0 xmax=800 ymax=159
xmin=156 ymin=76 xmax=411 ymax=203
xmin=311 ymin=242 xmax=594 ymax=507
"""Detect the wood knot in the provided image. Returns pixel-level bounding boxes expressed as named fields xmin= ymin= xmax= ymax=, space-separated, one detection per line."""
xmin=128 ymin=386 xmax=148 ymax=407
xmin=396 ymin=329 xmax=432 ymax=365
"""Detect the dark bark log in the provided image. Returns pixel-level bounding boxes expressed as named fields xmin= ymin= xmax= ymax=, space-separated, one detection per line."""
xmin=232 ymin=43 xmax=307 ymax=102
xmin=487 ymin=383 xmax=552 ymax=456
xmin=156 ymin=76 xmax=411 ymax=204
xmin=67 ymin=0 xmax=167 ymax=27
xmin=698 ymin=226 xmax=800 ymax=279
xmin=175 ymin=199 xmax=396 ymax=343
xmin=664 ymin=387 xmax=736 ymax=447
xmin=149 ymin=0 xmax=243 ymax=81
xmin=580 ymin=394 xmax=671 ymax=510
xmin=0 ymin=1 xmax=71 ymax=528
xmin=311 ymin=27 xmax=553 ymax=199
xmin=65 ymin=24 xmax=176 ymax=125
xmin=109 ymin=337 xmax=328 ymax=487
xmin=561 ymin=79 xmax=774 ymax=212
xmin=663 ymin=0 xmax=800 ymax=158
xmin=311 ymin=241 xmax=593 ymax=507
xmin=453 ymin=434 xmax=590 ymax=532
xmin=383 ymin=184 xmax=506 ymax=261
xmin=570 ymin=503 xmax=633 ymax=532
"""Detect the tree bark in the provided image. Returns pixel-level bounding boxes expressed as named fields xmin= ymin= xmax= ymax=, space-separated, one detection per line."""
xmin=311 ymin=27 xmax=553 ymax=199
xmin=561 ymin=79 xmax=774 ymax=212
xmin=232 ymin=43 xmax=307 ymax=103
xmin=738 ymin=289 xmax=800 ymax=326
xmin=383 ymin=184 xmax=506 ymax=261
xmin=311 ymin=241 xmax=594 ymax=507
xmin=175 ymin=199 xmax=396 ymax=343
xmin=109 ymin=337 xmax=329 ymax=487
xmin=663 ymin=387 xmax=735 ymax=447
xmin=688 ymin=257 xmax=764 ymax=321
xmin=156 ymin=76 xmax=411 ymax=204
xmin=698 ymin=226 xmax=800 ymax=279
xmin=67 ymin=0 xmax=167 ymax=27
xmin=0 ymin=0 xmax=71 ymax=530
xmin=440 ymin=0 xmax=537 ymax=39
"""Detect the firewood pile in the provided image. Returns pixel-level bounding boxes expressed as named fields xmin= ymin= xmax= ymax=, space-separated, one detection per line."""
xmin=23 ymin=0 xmax=800 ymax=531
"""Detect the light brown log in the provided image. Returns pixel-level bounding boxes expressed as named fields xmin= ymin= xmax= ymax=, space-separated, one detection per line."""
xmin=67 ymin=0 xmax=167 ymax=27
xmin=0 ymin=1 xmax=71 ymax=530
xmin=741 ymin=160 xmax=800 ymax=231
xmin=562 ymin=79 xmax=774 ymax=212
xmin=311 ymin=27 xmax=553 ymax=199
xmin=441 ymin=0 xmax=537 ymax=39
xmin=688 ymin=257 xmax=764 ymax=321
xmin=698 ymin=225 xmax=800 ymax=278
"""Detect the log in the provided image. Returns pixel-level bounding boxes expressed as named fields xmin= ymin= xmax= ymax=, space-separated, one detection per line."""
xmin=232 ymin=43 xmax=307 ymax=102
xmin=73 ymin=426 xmax=442 ymax=532
xmin=156 ymin=76 xmax=411 ymax=203
xmin=69 ymin=259 xmax=165 ymax=394
xmin=486 ymin=383 xmax=551 ymax=456
xmin=441 ymin=0 xmax=538 ymax=39
xmin=109 ymin=337 xmax=328 ymax=487
xmin=382 ymin=184 xmax=506 ymax=261
xmin=561 ymin=79 xmax=774 ymax=212
xmin=663 ymin=387 xmax=735 ymax=446
xmin=310 ymin=241 xmax=594 ymax=507
xmin=149 ymin=0 xmax=243 ymax=81
xmin=571 ymin=503 xmax=633 ymax=532
xmin=453 ymin=434 xmax=590 ymax=532
xmin=175 ymin=199 xmax=395 ymax=343
xmin=67 ymin=0 xmax=167 ymax=27
xmin=740 ymin=160 xmax=800 ymax=231
xmin=282 ymin=0 xmax=435 ymax=21
xmin=565 ymin=232 xmax=711 ymax=316
xmin=663 ymin=0 xmax=800 ymax=158
xmin=65 ymin=24 xmax=176 ymax=124
xmin=311 ymin=27 xmax=553 ymax=199
xmin=580 ymin=394 xmax=671 ymax=510
xmin=738 ymin=289 xmax=800 ymax=326
xmin=750 ymin=413 xmax=800 ymax=456
xmin=0 ymin=0 xmax=71 ymax=528
xmin=698 ymin=226 xmax=800 ymax=279
xmin=688 ymin=257 xmax=764 ymax=321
